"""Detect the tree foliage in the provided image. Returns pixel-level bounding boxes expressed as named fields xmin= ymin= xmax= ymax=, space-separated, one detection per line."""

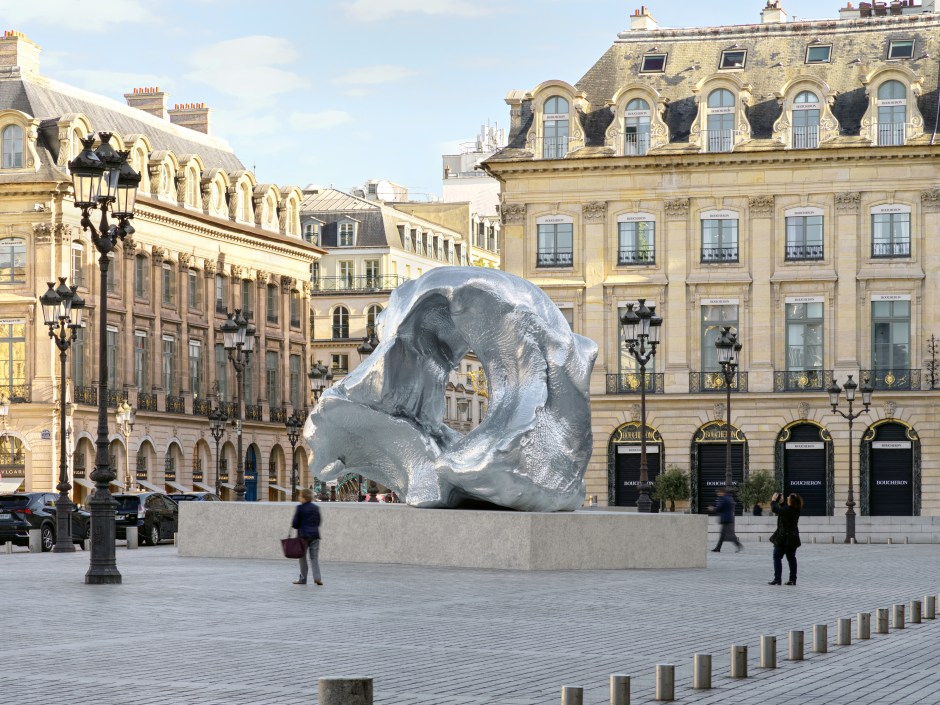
xmin=737 ymin=469 xmax=779 ymax=511
xmin=652 ymin=465 xmax=690 ymax=512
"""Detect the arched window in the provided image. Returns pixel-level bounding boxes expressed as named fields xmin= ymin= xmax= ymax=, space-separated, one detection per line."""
xmin=332 ymin=306 xmax=349 ymax=339
xmin=0 ymin=435 xmax=25 ymax=472
xmin=0 ymin=238 xmax=26 ymax=284
xmin=1 ymin=125 xmax=23 ymax=169
xmin=624 ymin=98 xmax=651 ymax=156
xmin=792 ymin=91 xmax=820 ymax=149
xmin=366 ymin=304 xmax=383 ymax=337
xmin=542 ymin=96 xmax=569 ymax=159
xmin=706 ymin=89 xmax=735 ymax=153
xmin=877 ymin=80 xmax=907 ymax=146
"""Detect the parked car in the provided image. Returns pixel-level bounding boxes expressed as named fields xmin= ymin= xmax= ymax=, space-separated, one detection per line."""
xmin=0 ymin=492 xmax=89 ymax=551
xmin=111 ymin=493 xmax=179 ymax=546
xmin=167 ymin=492 xmax=221 ymax=502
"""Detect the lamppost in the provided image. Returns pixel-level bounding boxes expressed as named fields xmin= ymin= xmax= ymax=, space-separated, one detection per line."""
xmin=221 ymin=309 xmax=255 ymax=502
xmin=40 ymin=277 xmax=85 ymax=553
xmin=114 ymin=401 xmax=135 ymax=492
xmin=715 ymin=326 xmax=743 ymax=493
xmin=285 ymin=413 xmax=302 ymax=502
xmin=828 ymin=375 xmax=873 ymax=544
xmin=208 ymin=407 xmax=227 ymax=498
xmin=353 ymin=336 xmax=379 ymax=501
xmin=69 ymin=132 xmax=141 ymax=585
xmin=620 ymin=299 xmax=663 ymax=513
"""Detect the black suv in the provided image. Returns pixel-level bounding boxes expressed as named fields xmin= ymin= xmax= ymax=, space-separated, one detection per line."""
xmin=167 ymin=492 xmax=221 ymax=503
xmin=0 ymin=493 xmax=90 ymax=551
xmin=112 ymin=493 xmax=179 ymax=546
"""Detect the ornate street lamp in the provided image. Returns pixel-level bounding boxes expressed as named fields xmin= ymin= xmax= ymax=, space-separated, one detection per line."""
xmin=356 ymin=331 xmax=379 ymax=360
xmin=620 ymin=299 xmax=663 ymax=512
xmin=40 ymin=277 xmax=84 ymax=552
xmin=285 ymin=413 xmax=303 ymax=502
xmin=715 ymin=326 xmax=743 ymax=493
xmin=208 ymin=406 xmax=227 ymax=498
xmin=828 ymin=375 xmax=873 ymax=544
xmin=69 ymin=132 xmax=140 ymax=584
xmin=308 ymin=360 xmax=333 ymax=403
xmin=114 ymin=401 xmax=135 ymax=492
xmin=221 ymin=309 xmax=254 ymax=501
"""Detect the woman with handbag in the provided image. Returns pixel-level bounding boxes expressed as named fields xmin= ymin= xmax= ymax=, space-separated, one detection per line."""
xmin=768 ymin=492 xmax=802 ymax=586
xmin=291 ymin=488 xmax=322 ymax=586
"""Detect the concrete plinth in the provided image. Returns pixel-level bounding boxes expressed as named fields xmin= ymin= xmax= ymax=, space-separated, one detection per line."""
xmin=178 ymin=503 xmax=707 ymax=570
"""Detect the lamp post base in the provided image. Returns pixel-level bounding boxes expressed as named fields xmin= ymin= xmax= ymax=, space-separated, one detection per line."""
xmin=845 ymin=508 xmax=856 ymax=544
xmin=53 ymin=499 xmax=75 ymax=553
xmin=84 ymin=490 xmax=122 ymax=584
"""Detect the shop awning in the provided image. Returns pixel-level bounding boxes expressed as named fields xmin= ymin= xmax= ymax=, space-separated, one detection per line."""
xmin=268 ymin=484 xmax=290 ymax=495
xmin=72 ymin=478 xmax=95 ymax=490
xmin=136 ymin=480 xmax=164 ymax=493
xmin=221 ymin=482 xmax=235 ymax=490
xmin=109 ymin=480 xmax=126 ymax=490
xmin=0 ymin=477 xmax=24 ymax=493
xmin=193 ymin=482 xmax=214 ymax=493
xmin=166 ymin=481 xmax=192 ymax=493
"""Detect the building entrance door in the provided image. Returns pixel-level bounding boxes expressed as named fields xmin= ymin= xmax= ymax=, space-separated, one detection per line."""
xmin=868 ymin=422 xmax=915 ymax=516
xmin=780 ymin=423 xmax=831 ymax=516
xmin=614 ymin=445 xmax=661 ymax=511
xmin=693 ymin=421 xmax=746 ymax=514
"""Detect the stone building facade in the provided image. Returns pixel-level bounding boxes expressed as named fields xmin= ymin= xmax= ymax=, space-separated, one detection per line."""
xmin=485 ymin=3 xmax=940 ymax=515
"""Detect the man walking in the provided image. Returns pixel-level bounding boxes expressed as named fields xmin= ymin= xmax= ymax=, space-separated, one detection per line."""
xmin=711 ymin=488 xmax=743 ymax=553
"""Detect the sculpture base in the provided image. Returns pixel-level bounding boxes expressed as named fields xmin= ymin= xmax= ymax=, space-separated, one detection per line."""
xmin=179 ymin=503 xmax=706 ymax=570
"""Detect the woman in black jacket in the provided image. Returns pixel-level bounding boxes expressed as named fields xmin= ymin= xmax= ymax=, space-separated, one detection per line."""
xmin=768 ymin=492 xmax=802 ymax=586
xmin=292 ymin=488 xmax=322 ymax=586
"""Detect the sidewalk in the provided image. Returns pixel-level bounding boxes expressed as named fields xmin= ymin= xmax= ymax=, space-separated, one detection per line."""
xmin=2 ymin=543 xmax=939 ymax=704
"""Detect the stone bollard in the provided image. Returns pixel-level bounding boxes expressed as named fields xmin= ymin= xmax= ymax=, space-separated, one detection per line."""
xmin=28 ymin=529 xmax=42 ymax=553
xmin=654 ymin=665 xmax=675 ymax=701
xmin=693 ymin=654 xmax=712 ymax=689
xmin=813 ymin=624 xmax=828 ymax=653
xmin=126 ymin=526 xmax=138 ymax=550
xmin=926 ymin=595 xmax=937 ymax=620
xmin=730 ymin=645 xmax=747 ymax=678
xmin=788 ymin=630 xmax=804 ymax=661
xmin=876 ymin=608 xmax=890 ymax=634
xmin=174 ymin=532 xmax=179 ymax=547
xmin=561 ymin=686 xmax=583 ymax=705
xmin=318 ymin=678 xmax=373 ymax=705
xmin=893 ymin=604 xmax=905 ymax=630
xmin=910 ymin=600 xmax=922 ymax=624
xmin=837 ymin=618 xmax=852 ymax=646
xmin=759 ymin=635 xmax=776 ymax=669
xmin=3 ymin=541 xmax=11 ymax=554
xmin=857 ymin=612 xmax=871 ymax=640
xmin=610 ymin=674 xmax=630 ymax=705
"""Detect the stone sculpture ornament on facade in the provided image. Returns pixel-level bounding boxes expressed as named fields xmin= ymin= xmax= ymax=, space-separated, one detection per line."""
xmin=583 ymin=201 xmax=608 ymax=221
xmin=500 ymin=203 xmax=526 ymax=225
xmin=304 ymin=267 xmax=598 ymax=512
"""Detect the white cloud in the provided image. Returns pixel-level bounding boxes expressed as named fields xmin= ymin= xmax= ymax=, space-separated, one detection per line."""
xmin=186 ymin=36 xmax=308 ymax=99
xmin=342 ymin=0 xmax=496 ymax=21
xmin=289 ymin=111 xmax=353 ymax=131
xmin=0 ymin=0 xmax=158 ymax=28
xmin=333 ymin=65 xmax=417 ymax=86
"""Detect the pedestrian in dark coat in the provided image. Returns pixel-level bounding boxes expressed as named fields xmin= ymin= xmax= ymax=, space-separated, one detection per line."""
xmin=752 ymin=502 xmax=763 ymax=516
xmin=768 ymin=492 xmax=802 ymax=585
xmin=291 ymin=488 xmax=322 ymax=586
xmin=711 ymin=488 xmax=743 ymax=553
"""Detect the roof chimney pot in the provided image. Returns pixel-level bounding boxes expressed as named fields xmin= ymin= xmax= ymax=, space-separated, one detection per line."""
xmin=0 ymin=30 xmax=40 ymax=74
xmin=168 ymin=102 xmax=212 ymax=135
xmin=630 ymin=5 xmax=658 ymax=30
xmin=761 ymin=0 xmax=788 ymax=23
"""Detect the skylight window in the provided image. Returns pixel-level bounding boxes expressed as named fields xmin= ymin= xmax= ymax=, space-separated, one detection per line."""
xmin=805 ymin=45 xmax=831 ymax=64
xmin=719 ymin=50 xmax=747 ymax=69
xmin=640 ymin=53 xmax=667 ymax=73
xmin=888 ymin=40 xmax=914 ymax=60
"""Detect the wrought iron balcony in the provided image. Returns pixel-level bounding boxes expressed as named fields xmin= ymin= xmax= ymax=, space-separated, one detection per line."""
xmin=536 ymin=249 xmax=573 ymax=267
xmin=862 ymin=369 xmax=921 ymax=391
xmin=219 ymin=401 xmax=237 ymax=418
xmin=311 ymin=275 xmax=409 ymax=294
xmin=618 ymin=248 xmax=655 ymax=265
xmin=785 ymin=243 xmax=824 ymax=261
xmin=605 ymin=373 xmax=665 ymax=394
xmin=271 ymin=406 xmax=288 ymax=423
xmin=332 ymin=325 xmax=351 ymax=340
xmin=774 ymin=369 xmax=833 ymax=392
xmin=690 ymin=371 xmax=748 ymax=393
xmin=701 ymin=246 xmax=739 ymax=263
xmin=872 ymin=240 xmax=910 ymax=258
xmin=792 ymin=125 xmax=819 ymax=149
xmin=138 ymin=392 xmax=157 ymax=411
xmin=194 ymin=398 xmax=212 ymax=417
xmin=166 ymin=395 xmax=185 ymax=414
xmin=215 ymin=300 xmax=227 ymax=314
xmin=4 ymin=383 xmax=30 ymax=403
xmin=624 ymin=131 xmax=651 ymax=156
xmin=705 ymin=129 xmax=734 ymax=153
xmin=75 ymin=385 xmax=97 ymax=406
xmin=246 ymin=404 xmax=263 ymax=421
xmin=107 ymin=389 xmax=128 ymax=409
xmin=877 ymin=122 xmax=907 ymax=147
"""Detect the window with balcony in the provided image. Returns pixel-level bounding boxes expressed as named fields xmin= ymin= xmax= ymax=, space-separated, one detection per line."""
xmin=338 ymin=222 xmax=356 ymax=246
xmin=536 ymin=220 xmax=573 ymax=267
xmin=785 ymin=211 xmax=823 ymax=260
xmin=365 ymin=260 xmax=379 ymax=287
xmin=188 ymin=270 xmax=201 ymax=310
xmin=332 ymin=306 xmax=349 ymax=339
xmin=338 ymin=260 xmax=353 ymax=289
xmin=162 ymin=263 xmax=176 ymax=306
xmin=624 ymin=99 xmax=651 ymax=156
xmin=871 ymin=207 xmax=911 ymax=258
xmin=792 ymin=91 xmax=821 ymax=149
xmin=215 ymin=343 xmax=229 ymax=401
xmin=72 ymin=325 xmax=85 ymax=388
xmin=877 ymin=80 xmax=907 ymax=146
xmin=366 ymin=304 xmax=382 ymax=338
xmin=289 ymin=354 xmax=301 ymax=410
xmin=331 ymin=353 xmax=348 ymax=375
xmin=1 ymin=125 xmax=23 ymax=169
xmin=189 ymin=339 xmax=203 ymax=400
xmin=266 ymin=284 xmax=279 ymax=324
xmin=290 ymin=290 xmax=301 ymax=328
xmin=0 ymin=238 xmax=25 ymax=285
xmin=785 ymin=301 xmax=824 ymax=387
xmin=701 ymin=215 xmax=738 ymax=262
xmin=241 ymin=279 xmax=254 ymax=320
xmin=71 ymin=242 xmax=84 ymax=288
xmin=214 ymin=274 xmax=226 ymax=313
xmin=0 ymin=321 xmax=26 ymax=401
xmin=542 ymin=95 xmax=569 ymax=159
xmin=135 ymin=254 xmax=149 ymax=300
xmin=310 ymin=261 xmax=320 ymax=286
xmin=134 ymin=331 xmax=149 ymax=390
xmin=265 ymin=351 xmax=280 ymax=407
xmin=701 ymin=304 xmax=738 ymax=372
xmin=871 ymin=299 xmax=910 ymax=383
xmin=303 ymin=222 xmax=320 ymax=245
xmin=162 ymin=335 xmax=176 ymax=393
xmin=106 ymin=325 xmax=120 ymax=391
xmin=705 ymin=89 xmax=735 ymax=152
xmin=617 ymin=217 xmax=655 ymax=265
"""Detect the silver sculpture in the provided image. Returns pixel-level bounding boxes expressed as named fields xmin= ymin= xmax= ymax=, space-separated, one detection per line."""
xmin=304 ymin=267 xmax=597 ymax=511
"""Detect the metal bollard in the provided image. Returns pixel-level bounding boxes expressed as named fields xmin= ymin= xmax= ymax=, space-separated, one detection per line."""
xmin=28 ymin=529 xmax=42 ymax=553
xmin=173 ymin=532 xmax=178 ymax=547
xmin=318 ymin=678 xmax=373 ymax=705
xmin=837 ymin=618 xmax=852 ymax=646
xmin=126 ymin=526 xmax=138 ymax=550
xmin=926 ymin=595 xmax=937 ymax=620
xmin=813 ymin=624 xmax=828 ymax=653
xmin=857 ymin=612 xmax=871 ymax=640
xmin=561 ymin=686 xmax=583 ymax=705
xmin=693 ymin=654 xmax=712 ymax=689
xmin=610 ymin=674 xmax=630 ymax=705
xmin=760 ymin=635 xmax=776 ymax=668
xmin=730 ymin=645 xmax=747 ymax=678
xmin=3 ymin=541 xmax=11 ymax=554
xmin=893 ymin=604 xmax=906 ymax=630
xmin=788 ymin=630 xmax=804 ymax=661
xmin=876 ymin=608 xmax=890 ymax=634
xmin=654 ymin=665 xmax=675 ymax=702
xmin=910 ymin=600 xmax=922 ymax=624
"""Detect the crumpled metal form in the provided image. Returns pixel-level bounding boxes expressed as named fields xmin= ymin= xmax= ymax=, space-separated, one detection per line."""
xmin=304 ymin=267 xmax=598 ymax=511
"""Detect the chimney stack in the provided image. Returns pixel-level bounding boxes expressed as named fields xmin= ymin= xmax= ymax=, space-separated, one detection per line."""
xmin=168 ymin=103 xmax=212 ymax=135
xmin=630 ymin=6 xmax=658 ymax=30
xmin=0 ymin=30 xmax=40 ymax=74
xmin=839 ymin=2 xmax=862 ymax=18
xmin=761 ymin=0 xmax=788 ymax=23
xmin=124 ymin=87 xmax=169 ymax=120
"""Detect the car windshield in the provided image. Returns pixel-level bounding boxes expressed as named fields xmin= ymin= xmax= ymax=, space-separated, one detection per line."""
xmin=0 ymin=495 xmax=31 ymax=510
xmin=168 ymin=494 xmax=198 ymax=501
xmin=113 ymin=496 xmax=142 ymax=511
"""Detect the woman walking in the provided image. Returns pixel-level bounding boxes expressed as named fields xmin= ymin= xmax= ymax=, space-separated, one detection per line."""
xmin=768 ymin=492 xmax=802 ymax=586
xmin=292 ymin=488 xmax=322 ymax=586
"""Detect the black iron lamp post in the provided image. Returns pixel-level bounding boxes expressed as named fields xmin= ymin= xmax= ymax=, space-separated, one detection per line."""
xmin=208 ymin=407 xmax=227 ymax=498
xmin=308 ymin=359 xmax=333 ymax=403
xmin=114 ymin=401 xmax=135 ymax=491
xmin=221 ymin=310 xmax=255 ymax=502
xmin=828 ymin=375 xmax=873 ymax=544
xmin=354 ymin=334 xmax=380 ymax=501
xmin=285 ymin=413 xmax=302 ymax=502
xmin=69 ymin=132 xmax=141 ymax=584
xmin=40 ymin=277 xmax=85 ymax=553
xmin=715 ymin=326 xmax=743 ymax=493
xmin=619 ymin=299 xmax=663 ymax=513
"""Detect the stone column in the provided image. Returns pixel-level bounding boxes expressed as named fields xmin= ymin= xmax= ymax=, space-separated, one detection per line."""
xmin=746 ymin=196 xmax=774 ymax=391
xmin=582 ymin=201 xmax=607 ymax=396
xmin=833 ymin=192 xmax=861 ymax=370
xmin=663 ymin=198 xmax=690 ymax=393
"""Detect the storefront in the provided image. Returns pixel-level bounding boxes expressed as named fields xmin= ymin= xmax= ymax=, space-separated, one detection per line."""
xmin=776 ymin=421 xmax=832 ymax=516
xmin=691 ymin=421 xmax=747 ymax=514
xmin=607 ymin=421 xmax=663 ymax=511
xmin=861 ymin=420 xmax=920 ymax=516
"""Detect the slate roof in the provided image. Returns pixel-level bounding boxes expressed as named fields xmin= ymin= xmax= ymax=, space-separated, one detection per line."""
xmin=300 ymin=188 xmax=390 ymax=248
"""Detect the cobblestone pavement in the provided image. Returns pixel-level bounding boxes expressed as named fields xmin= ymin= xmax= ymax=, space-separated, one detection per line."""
xmin=2 ymin=541 xmax=940 ymax=704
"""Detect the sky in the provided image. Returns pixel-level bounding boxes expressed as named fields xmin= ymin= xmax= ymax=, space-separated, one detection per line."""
xmin=0 ymin=0 xmax=845 ymax=199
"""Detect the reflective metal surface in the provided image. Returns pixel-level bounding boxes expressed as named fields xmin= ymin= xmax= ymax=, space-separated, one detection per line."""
xmin=304 ymin=267 xmax=597 ymax=511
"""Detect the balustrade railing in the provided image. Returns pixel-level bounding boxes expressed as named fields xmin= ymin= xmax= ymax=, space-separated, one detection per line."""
xmin=138 ymin=392 xmax=157 ymax=411
xmin=311 ymin=275 xmax=409 ymax=293
xmin=536 ymin=249 xmax=573 ymax=267
xmin=861 ymin=369 xmax=920 ymax=391
xmin=75 ymin=385 xmax=97 ymax=406
xmin=271 ymin=406 xmax=288 ymax=423
xmin=246 ymin=404 xmax=263 ymax=421
xmin=701 ymin=246 xmax=739 ymax=263
xmin=107 ymin=389 xmax=128 ymax=409
xmin=690 ymin=371 xmax=748 ymax=393
xmin=785 ymin=243 xmax=824 ymax=260
xmin=166 ymin=395 xmax=185 ymax=414
xmin=773 ymin=369 xmax=833 ymax=392
xmin=605 ymin=373 xmax=665 ymax=394
xmin=194 ymin=398 xmax=212 ymax=417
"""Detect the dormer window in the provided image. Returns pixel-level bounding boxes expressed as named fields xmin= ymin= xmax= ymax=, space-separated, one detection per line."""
xmin=805 ymin=45 xmax=831 ymax=64
xmin=1 ymin=125 xmax=23 ymax=169
xmin=719 ymin=50 xmax=746 ymax=70
xmin=624 ymin=99 xmax=652 ymax=156
xmin=542 ymin=96 xmax=569 ymax=159
xmin=640 ymin=53 xmax=667 ymax=73
xmin=338 ymin=221 xmax=356 ymax=246
xmin=706 ymin=89 xmax=736 ymax=153
xmin=792 ymin=91 xmax=821 ymax=149
xmin=303 ymin=222 xmax=320 ymax=245
xmin=888 ymin=40 xmax=914 ymax=60
xmin=877 ymin=80 xmax=907 ymax=146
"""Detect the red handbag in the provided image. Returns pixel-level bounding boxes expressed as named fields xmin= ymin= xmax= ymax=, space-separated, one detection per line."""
xmin=281 ymin=534 xmax=307 ymax=559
